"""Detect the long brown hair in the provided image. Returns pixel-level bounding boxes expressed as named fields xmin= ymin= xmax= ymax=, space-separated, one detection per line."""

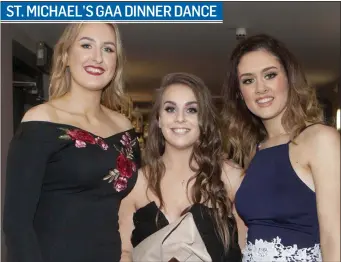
xmin=49 ymin=23 xmax=125 ymax=110
xmin=144 ymin=72 xmax=234 ymax=251
xmin=221 ymin=34 xmax=323 ymax=168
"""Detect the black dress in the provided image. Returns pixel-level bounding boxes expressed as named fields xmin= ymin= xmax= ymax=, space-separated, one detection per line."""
xmin=132 ymin=202 xmax=242 ymax=262
xmin=3 ymin=121 xmax=141 ymax=262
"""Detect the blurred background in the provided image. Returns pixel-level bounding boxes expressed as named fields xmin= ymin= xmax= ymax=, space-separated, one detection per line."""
xmin=1 ymin=2 xmax=340 ymax=260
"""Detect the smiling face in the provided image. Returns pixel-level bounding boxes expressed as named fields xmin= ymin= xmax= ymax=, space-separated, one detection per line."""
xmin=238 ymin=49 xmax=289 ymax=121
xmin=158 ymin=84 xmax=200 ymax=151
xmin=67 ymin=23 xmax=117 ymax=92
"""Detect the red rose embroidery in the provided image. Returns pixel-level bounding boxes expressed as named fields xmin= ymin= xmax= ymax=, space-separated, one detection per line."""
xmin=120 ymin=133 xmax=133 ymax=151
xmin=59 ymin=128 xmax=108 ymax=151
xmin=116 ymin=153 xmax=133 ymax=178
xmin=95 ymin=137 xmax=109 ymax=150
xmin=67 ymin=129 xmax=96 ymax=144
xmin=75 ymin=140 xmax=87 ymax=148
xmin=104 ymin=132 xmax=138 ymax=192
xmin=114 ymin=176 xmax=128 ymax=192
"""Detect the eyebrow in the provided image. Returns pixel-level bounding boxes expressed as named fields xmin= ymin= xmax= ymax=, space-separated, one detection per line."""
xmin=79 ymin=36 xmax=116 ymax=46
xmin=239 ymin=66 xmax=278 ymax=78
xmin=163 ymin=101 xmax=198 ymax=106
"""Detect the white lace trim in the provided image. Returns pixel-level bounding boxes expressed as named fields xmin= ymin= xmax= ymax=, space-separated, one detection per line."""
xmin=242 ymin=237 xmax=322 ymax=262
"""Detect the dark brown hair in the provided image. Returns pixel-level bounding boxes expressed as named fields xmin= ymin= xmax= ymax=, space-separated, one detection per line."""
xmin=143 ymin=72 xmax=234 ymax=251
xmin=221 ymin=34 xmax=323 ymax=168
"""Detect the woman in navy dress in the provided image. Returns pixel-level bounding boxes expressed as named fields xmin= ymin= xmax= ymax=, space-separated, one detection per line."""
xmin=3 ymin=23 xmax=140 ymax=262
xmin=221 ymin=34 xmax=340 ymax=261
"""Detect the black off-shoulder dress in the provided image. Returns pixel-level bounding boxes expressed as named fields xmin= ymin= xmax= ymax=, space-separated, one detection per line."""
xmin=3 ymin=121 xmax=141 ymax=262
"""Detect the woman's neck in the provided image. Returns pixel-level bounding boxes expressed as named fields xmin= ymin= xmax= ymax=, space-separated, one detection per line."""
xmin=61 ymin=88 xmax=103 ymax=118
xmin=162 ymin=145 xmax=195 ymax=172
xmin=262 ymin=111 xmax=288 ymax=138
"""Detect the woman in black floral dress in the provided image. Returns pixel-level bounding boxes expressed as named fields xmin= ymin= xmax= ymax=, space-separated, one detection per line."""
xmin=3 ymin=23 xmax=140 ymax=262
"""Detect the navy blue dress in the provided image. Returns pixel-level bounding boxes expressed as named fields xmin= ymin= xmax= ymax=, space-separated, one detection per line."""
xmin=235 ymin=141 xmax=321 ymax=261
xmin=3 ymin=121 xmax=141 ymax=262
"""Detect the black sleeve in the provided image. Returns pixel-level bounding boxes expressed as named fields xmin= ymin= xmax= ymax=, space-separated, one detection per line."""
xmin=3 ymin=132 xmax=56 ymax=262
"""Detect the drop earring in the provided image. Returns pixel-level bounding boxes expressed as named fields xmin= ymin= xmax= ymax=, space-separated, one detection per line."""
xmin=239 ymin=92 xmax=244 ymax=101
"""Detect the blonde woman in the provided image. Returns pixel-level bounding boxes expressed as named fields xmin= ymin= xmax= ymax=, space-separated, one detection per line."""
xmin=222 ymin=34 xmax=340 ymax=261
xmin=3 ymin=23 xmax=141 ymax=262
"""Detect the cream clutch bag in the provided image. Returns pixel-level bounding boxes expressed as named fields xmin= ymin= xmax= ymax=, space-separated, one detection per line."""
xmin=132 ymin=212 xmax=212 ymax=262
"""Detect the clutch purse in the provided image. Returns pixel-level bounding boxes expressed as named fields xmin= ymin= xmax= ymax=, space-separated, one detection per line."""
xmin=132 ymin=212 xmax=212 ymax=262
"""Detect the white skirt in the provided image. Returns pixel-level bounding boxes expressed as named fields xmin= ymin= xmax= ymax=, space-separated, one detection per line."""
xmin=242 ymin=237 xmax=322 ymax=262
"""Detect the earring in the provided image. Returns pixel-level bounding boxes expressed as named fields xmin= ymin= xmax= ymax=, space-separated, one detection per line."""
xmin=237 ymin=92 xmax=244 ymax=100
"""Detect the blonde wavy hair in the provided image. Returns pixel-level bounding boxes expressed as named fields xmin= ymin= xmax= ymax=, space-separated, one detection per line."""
xmin=49 ymin=23 xmax=125 ymax=110
xmin=221 ymin=34 xmax=324 ymax=168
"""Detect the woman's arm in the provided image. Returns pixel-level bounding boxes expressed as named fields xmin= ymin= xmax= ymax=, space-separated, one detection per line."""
xmin=119 ymin=196 xmax=135 ymax=262
xmin=308 ymin=125 xmax=340 ymax=261
xmin=221 ymin=161 xmax=248 ymax=249
xmin=119 ymin=169 xmax=144 ymax=262
xmin=233 ymin=206 xmax=248 ymax=250
xmin=3 ymin=107 xmax=55 ymax=262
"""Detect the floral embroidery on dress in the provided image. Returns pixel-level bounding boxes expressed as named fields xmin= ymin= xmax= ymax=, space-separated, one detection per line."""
xmin=103 ymin=132 xmax=137 ymax=192
xmin=242 ymin=237 xmax=322 ymax=262
xmin=95 ymin=137 xmax=109 ymax=150
xmin=59 ymin=128 xmax=109 ymax=150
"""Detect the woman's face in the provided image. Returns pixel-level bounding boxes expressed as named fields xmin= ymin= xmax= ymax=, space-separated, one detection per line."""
xmin=238 ymin=49 xmax=289 ymax=121
xmin=158 ymin=84 xmax=200 ymax=151
xmin=67 ymin=23 xmax=117 ymax=92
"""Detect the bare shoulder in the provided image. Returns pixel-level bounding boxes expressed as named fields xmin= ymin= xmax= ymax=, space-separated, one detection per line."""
xmin=127 ymin=167 xmax=148 ymax=199
xmin=222 ymin=160 xmax=243 ymax=180
xmin=136 ymin=168 xmax=149 ymax=190
xmin=21 ymin=103 xmax=56 ymax=122
xmin=221 ymin=160 xmax=244 ymax=197
xmin=300 ymin=124 xmax=340 ymax=148
xmin=102 ymin=107 xmax=132 ymax=131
